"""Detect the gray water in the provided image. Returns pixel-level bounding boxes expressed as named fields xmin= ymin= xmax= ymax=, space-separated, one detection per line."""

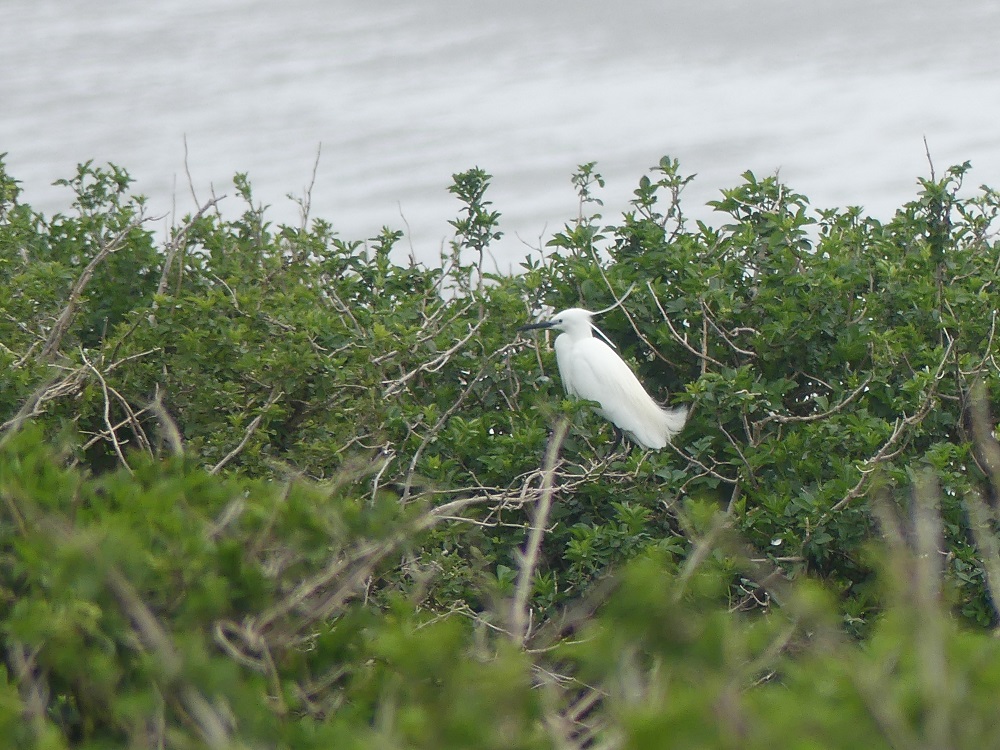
xmin=4 ymin=0 xmax=1000 ymax=266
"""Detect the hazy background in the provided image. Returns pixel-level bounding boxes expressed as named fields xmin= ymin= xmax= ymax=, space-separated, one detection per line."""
xmin=4 ymin=0 xmax=1000 ymax=266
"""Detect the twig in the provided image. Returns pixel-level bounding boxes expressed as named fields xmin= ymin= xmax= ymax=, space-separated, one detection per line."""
xmin=647 ymin=281 xmax=725 ymax=369
xmin=511 ymin=417 xmax=570 ymax=645
xmin=149 ymin=386 xmax=185 ymax=457
xmin=0 ymin=366 xmax=87 ymax=438
xmin=246 ymin=452 xmax=611 ymax=649
xmin=254 ymin=536 xmax=392 ymax=640
xmin=299 ymin=143 xmax=322 ymax=233
xmin=155 ymin=196 xmax=225 ymax=302
xmin=183 ymin=134 xmax=199 ymax=207
xmin=923 ymin=135 xmax=936 ymax=183
xmin=827 ymin=342 xmax=951 ymax=516
xmin=382 ymin=317 xmax=485 ymax=397
xmin=763 ymin=374 xmax=874 ymax=425
xmin=369 ymin=445 xmax=396 ymax=506
xmin=79 ymin=406 xmax=152 ymax=452
xmin=210 ymin=389 xmax=284 ymax=474
xmin=700 ymin=298 xmax=756 ymax=357
xmin=40 ymin=211 xmax=150 ymax=360
xmin=580 ymin=249 xmax=684 ymax=370
xmin=80 ymin=349 xmax=133 ymax=473
xmin=668 ymin=440 xmax=739 ymax=485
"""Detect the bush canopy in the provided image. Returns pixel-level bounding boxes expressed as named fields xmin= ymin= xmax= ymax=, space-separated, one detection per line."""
xmin=2 ymin=154 xmax=1000 ymax=748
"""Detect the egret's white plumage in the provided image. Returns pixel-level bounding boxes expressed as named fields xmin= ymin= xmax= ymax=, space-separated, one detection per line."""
xmin=520 ymin=308 xmax=687 ymax=449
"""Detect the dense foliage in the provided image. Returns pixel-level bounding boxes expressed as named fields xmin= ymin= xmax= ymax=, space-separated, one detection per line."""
xmin=2 ymin=153 xmax=1000 ymax=748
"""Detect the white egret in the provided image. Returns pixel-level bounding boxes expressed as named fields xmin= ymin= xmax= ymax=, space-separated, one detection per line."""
xmin=520 ymin=308 xmax=687 ymax=449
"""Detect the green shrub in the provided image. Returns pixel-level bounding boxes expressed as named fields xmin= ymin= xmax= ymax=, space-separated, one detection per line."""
xmin=3 ymin=153 xmax=1000 ymax=747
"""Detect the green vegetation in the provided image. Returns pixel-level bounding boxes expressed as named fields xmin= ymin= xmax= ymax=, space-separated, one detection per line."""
xmin=2 ymin=153 xmax=1000 ymax=748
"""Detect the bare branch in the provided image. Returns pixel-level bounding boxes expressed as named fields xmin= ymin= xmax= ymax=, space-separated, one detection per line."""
xmin=41 ymin=211 xmax=151 ymax=360
xmin=210 ymin=389 xmax=284 ymax=474
xmin=511 ymin=417 xmax=570 ymax=645
xmin=0 ymin=366 xmax=88 ymax=438
xmin=299 ymin=142 xmax=323 ymax=234
xmin=700 ymin=298 xmax=756 ymax=357
xmin=155 ymin=195 xmax=226 ymax=303
xmin=398 ymin=339 xmax=521 ymax=502
xmin=647 ymin=281 xmax=725 ymax=369
xmin=382 ymin=317 xmax=485 ymax=398
xmin=763 ymin=374 xmax=874 ymax=425
xmin=80 ymin=348 xmax=133 ymax=473
xmin=827 ymin=341 xmax=952 ymax=515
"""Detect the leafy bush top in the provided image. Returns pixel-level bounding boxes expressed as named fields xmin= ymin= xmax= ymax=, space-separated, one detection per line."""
xmin=2 ymin=154 xmax=1000 ymax=747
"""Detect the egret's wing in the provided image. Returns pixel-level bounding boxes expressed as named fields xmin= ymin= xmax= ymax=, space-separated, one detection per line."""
xmin=565 ymin=339 xmax=654 ymax=422
xmin=565 ymin=338 xmax=684 ymax=448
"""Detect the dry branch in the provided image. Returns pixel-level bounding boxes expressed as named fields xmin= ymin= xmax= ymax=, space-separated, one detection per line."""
xmin=763 ymin=374 xmax=874 ymax=425
xmin=511 ymin=417 xmax=570 ymax=645
xmin=646 ymin=281 xmax=725 ymax=370
xmin=40 ymin=212 xmax=150 ymax=360
xmin=210 ymin=389 xmax=284 ymax=474
xmin=0 ymin=366 xmax=87 ymax=438
xmin=827 ymin=340 xmax=953 ymax=516
xmin=382 ymin=316 xmax=485 ymax=398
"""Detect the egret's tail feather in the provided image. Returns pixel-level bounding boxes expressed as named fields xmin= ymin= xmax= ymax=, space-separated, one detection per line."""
xmin=660 ymin=404 xmax=688 ymax=442
xmin=625 ymin=403 xmax=688 ymax=450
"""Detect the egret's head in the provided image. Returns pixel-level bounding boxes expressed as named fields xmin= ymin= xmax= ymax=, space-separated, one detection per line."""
xmin=518 ymin=308 xmax=616 ymax=347
xmin=519 ymin=307 xmax=591 ymax=332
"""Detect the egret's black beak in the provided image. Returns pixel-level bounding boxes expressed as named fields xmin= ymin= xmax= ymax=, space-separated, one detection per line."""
xmin=518 ymin=320 xmax=555 ymax=332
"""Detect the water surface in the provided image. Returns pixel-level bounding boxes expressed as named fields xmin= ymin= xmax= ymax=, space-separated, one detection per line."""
xmin=3 ymin=0 xmax=999 ymax=265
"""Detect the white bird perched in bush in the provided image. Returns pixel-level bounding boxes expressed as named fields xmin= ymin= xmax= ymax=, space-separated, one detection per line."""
xmin=519 ymin=308 xmax=687 ymax=450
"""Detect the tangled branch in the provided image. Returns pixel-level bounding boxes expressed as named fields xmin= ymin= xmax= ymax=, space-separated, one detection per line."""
xmin=40 ymin=211 xmax=152 ymax=361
